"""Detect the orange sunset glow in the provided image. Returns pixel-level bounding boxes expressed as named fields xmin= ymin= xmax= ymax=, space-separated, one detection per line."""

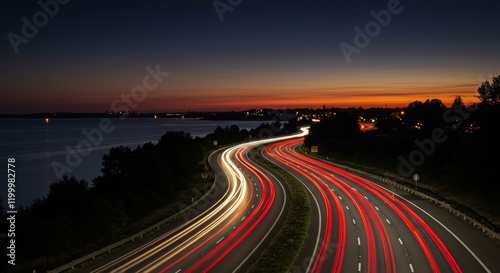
xmin=1 ymin=1 xmax=498 ymax=114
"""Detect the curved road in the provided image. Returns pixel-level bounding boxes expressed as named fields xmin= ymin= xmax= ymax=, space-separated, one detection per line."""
xmin=263 ymin=137 xmax=500 ymax=273
xmin=78 ymin=129 xmax=500 ymax=273
xmin=85 ymin=131 xmax=306 ymax=273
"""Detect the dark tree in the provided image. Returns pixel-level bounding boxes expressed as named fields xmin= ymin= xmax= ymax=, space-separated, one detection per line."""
xmin=46 ymin=175 xmax=90 ymax=216
xmin=477 ymin=75 xmax=500 ymax=105
xmin=134 ymin=142 xmax=175 ymax=199
xmin=404 ymin=99 xmax=447 ymax=133
xmin=157 ymin=131 xmax=204 ymax=188
xmin=453 ymin=96 xmax=464 ymax=106
xmin=92 ymin=146 xmax=135 ymax=199
xmin=99 ymin=146 xmax=135 ymax=177
xmin=305 ymin=111 xmax=361 ymax=147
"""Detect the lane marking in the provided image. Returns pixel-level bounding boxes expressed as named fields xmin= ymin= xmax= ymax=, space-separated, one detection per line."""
xmin=378 ymin=185 xmax=492 ymax=273
xmin=398 ymin=238 xmax=403 ymax=245
xmin=241 ymin=216 xmax=246 ymax=222
xmin=346 ymin=205 xmax=350 ymax=210
xmin=375 ymin=206 xmax=379 ymax=211
xmin=175 ymin=269 xmax=182 ymax=273
xmin=409 ymin=263 xmax=414 ymax=272
xmin=358 ymin=237 xmax=361 ymax=246
xmin=386 ymin=219 xmax=391 ymax=224
xmin=358 ymin=262 xmax=362 ymax=271
xmin=338 ymin=196 xmax=342 ymax=200
xmin=353 ymin=219 xmax=356 ymax=225
xmin=216 ymin=236 xmax=225 ymax=244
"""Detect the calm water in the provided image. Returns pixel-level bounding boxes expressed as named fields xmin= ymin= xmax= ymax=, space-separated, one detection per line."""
xmin=0 ymin=118 xmax=265 ymax=207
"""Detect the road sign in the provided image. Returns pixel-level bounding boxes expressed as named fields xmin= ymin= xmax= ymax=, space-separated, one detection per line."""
xmin=213 ymin=140 xmax=218 ymax=146
xmin=413 ymin=173 xmax=420 ymax=182
xmin=413 ymin=173 xmax=420 ymax=191
xmin=311 ymin=146 xmax=318 ymax=153
xmin=201 ymin=172 xmax=209 ymax=180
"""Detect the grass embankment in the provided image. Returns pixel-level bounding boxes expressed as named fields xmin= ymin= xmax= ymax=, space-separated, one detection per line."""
xmin=247 ymin=146 xmax=311 ymax=273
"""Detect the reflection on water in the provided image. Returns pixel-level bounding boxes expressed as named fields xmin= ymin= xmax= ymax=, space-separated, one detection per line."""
xmin=0 ymin=118 xmax=265 ymax=206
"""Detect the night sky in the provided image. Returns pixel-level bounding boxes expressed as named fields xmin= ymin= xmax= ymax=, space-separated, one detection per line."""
xmin=1 ymin=0 xmax=499 ymax=114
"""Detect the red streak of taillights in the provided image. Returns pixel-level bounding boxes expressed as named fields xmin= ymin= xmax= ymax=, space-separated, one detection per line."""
xmin=284 ymin=138 xmax=461 ymax=273
xmin=266 ymin=141 xmax=345 ymax=273
xmin=270 ymin=140 xmax=389 ymax=273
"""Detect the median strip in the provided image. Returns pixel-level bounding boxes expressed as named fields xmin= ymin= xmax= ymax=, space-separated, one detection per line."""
xmin=247 ymin=146 xmax=311 ymax=273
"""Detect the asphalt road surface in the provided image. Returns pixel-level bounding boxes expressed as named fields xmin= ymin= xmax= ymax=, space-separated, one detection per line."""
xmin=263 ymin=137 xmax=500 ymax=273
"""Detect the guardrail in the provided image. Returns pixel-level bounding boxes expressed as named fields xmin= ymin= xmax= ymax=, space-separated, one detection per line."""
xmin=48 ymin=150 xmax=220 ymax=273
xmin=306 ymin=151 xmax=500 ymax=242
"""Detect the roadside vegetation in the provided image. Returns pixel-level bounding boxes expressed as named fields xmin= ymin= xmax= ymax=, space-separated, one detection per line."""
xmin=247 ymin=147 xmax=311 ymax=273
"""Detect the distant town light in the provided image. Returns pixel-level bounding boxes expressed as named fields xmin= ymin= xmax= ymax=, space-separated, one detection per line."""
xmin=45 ymin=118 xmax=49 ymax=123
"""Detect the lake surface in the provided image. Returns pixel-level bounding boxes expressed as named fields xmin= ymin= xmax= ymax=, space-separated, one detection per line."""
xmin=0 ymin=118 xmax=265 ymax=207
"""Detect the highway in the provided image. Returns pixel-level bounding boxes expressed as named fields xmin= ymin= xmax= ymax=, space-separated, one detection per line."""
xmin=85 ymin=131 xmax=307 ymax=273
xmin=263 ymin=137 xmax=500 ymax=273
xmin=79 ymin=127 xmax=500 ymax=273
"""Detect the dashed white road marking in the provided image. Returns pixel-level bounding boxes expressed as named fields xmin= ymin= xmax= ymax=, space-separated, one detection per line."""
xmin=216 ymin=237 xmax=225 ymax=244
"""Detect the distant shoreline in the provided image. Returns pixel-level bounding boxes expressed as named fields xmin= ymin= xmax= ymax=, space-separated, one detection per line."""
xmin=0 ymin=114 xmax=271 ymax=121
xmin=0 ymin=113 xmax=275 ymax=121
xmin=0 ymin=106 xmax=400 ymax=121
xmin=0 ymin=108 xmax=326 ymax=121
